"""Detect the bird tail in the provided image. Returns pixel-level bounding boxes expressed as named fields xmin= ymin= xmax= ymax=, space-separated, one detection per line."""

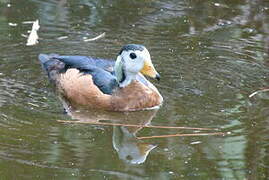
xmin=38 ymin=54 xmax=65 ymax=84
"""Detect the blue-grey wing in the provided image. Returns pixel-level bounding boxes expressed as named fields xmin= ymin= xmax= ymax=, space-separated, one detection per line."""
xmin=83 ymin=67 xmax=118 ymax=95
xmin=53 ymin=55 xmax=118 ymax=95
xmin=54 ymin=55 xmax=115 ymax=72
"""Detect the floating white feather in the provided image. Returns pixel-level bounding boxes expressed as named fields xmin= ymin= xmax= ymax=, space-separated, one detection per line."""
xmin=26 ymin=20 xmax=40 ymax=46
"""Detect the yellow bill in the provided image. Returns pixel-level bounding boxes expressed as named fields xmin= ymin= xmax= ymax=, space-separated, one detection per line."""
xmin=140 ymin=59 xmax=160 ymax=80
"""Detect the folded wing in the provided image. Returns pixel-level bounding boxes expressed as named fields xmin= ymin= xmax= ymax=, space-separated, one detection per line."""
xmin=39 ymin=54 xmax=118 ymax=95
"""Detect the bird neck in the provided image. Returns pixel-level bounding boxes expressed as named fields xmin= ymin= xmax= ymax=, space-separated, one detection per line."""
xmin=118 ymin=72 xmax=136 ymax=88
xmin=114 ymin=56 xmax=137 ymax=88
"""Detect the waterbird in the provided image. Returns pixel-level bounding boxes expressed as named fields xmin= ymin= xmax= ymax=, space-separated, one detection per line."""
xmin=38 ymin=44 xmax=163 ymax=111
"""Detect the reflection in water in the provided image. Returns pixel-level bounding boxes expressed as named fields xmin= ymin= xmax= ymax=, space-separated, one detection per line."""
xmin=64 ymin=103 xmax=158 ymax=165
xmin=112 ymin=112 xmax=157 ymax=164
xmin=113 ymin=126 xmax=156 ymax=164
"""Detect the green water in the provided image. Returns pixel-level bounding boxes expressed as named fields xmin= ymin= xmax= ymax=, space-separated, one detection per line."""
xmin=0 ymin=0 xmax=268 ymax=179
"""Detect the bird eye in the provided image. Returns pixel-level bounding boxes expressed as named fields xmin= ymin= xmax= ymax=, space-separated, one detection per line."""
xmin=129 ymin=52 xmax=137 ymax=59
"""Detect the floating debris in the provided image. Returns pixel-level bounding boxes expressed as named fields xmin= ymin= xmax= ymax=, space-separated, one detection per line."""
xmin=26 ymin=20 xmax=40 ymax=46
xmin=84 ymin=32 xmax=105 ymax=42
xmin=28 ymin=102 xmax=40 ymax=107
xmin=249 ymin=88 xmax=269 ymax=98
xmin=57 ymin=120 xmax=226 ymax=139
xmin=137 ymin=132 xmax=226 ymax=140
xmin=190 ymin=141 xmax=202 ymax=145
xmin=57 ymin=120 xmax=215 ymax=131
xmin=21 ymin=34 xmax=28 ymax=38
xmin=57 ymin=36 xmax=68 ymax=40
xmin=22 ymin=21 xmax=36 ymax=24
xmin=8 ymin=22 xmax=17 ymax=27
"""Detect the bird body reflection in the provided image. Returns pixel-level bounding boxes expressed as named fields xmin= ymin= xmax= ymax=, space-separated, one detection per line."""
xmin=62 ymin=101 xmax=158 ymax=164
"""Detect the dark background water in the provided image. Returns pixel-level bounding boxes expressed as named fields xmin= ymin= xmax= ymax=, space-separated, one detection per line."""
xmin=0 ymin=0 xmax=269 ymax=179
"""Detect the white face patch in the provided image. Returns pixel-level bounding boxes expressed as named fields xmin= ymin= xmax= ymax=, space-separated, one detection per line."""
xmin=114 ymin=45 xmax=154 ymax=87
xmin=121 ymin=48 xmax=151 ymax=74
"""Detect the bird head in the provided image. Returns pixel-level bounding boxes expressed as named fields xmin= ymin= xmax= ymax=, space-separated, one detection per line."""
xmin=115 ymin=44 xmax=160 ymax=87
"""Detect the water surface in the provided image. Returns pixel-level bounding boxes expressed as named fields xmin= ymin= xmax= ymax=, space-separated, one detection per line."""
xmin=0 ymin=0 xmax=269 ymax=179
